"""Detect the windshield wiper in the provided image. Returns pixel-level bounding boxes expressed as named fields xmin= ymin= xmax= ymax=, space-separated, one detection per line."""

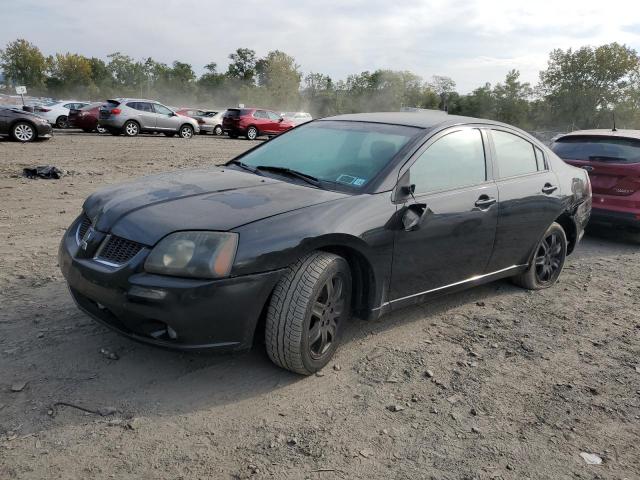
xmin=228 ymin=160 xmax=260 ymax=174
xmin=255 ymin=165 xmax=322 ymax=188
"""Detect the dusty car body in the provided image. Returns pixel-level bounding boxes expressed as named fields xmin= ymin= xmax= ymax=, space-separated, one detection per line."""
xmin=176 ymin=108 xmax=226 ymax=135
xmin=59 ymin=111 xmax=591 ymax=374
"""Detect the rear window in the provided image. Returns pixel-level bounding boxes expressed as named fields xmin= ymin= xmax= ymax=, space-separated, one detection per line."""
xmin=103 ymin=100 xmax=120 ymax=108
xmin=552 ymin=136 xmax=640 ymax=164
xmin=225 ymin=109 xmax=252 ymax=118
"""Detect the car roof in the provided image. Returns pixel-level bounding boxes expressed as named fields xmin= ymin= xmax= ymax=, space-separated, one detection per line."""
xmin=111 ymin=98 xmax=159 ymax=103
xmin=320 ymin=111 xmax=510 ymax=130
xmin=554 ymin=129 xmax=640 ymax=141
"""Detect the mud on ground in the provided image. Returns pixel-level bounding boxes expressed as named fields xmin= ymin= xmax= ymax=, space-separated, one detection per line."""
xmin=1 ymin=131 xmax=639 ymax=479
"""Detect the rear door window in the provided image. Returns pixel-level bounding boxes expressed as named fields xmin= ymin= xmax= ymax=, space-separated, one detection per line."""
xmin=254 ymin=110 xmax=268 ymax=119
xmin=492 ymin=130 xmax=539 ymax=178
xmin=411 ymin=129 xmax=487 ymax=194
xmin=551 ymin=136 xmax=640 ymax=164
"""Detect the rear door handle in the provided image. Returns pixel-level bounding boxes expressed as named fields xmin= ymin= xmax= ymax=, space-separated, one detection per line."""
xmin=542 ymin=183 xmax=558 ymax=194
xmin=474 ymin=195 xmax=497 ymax=209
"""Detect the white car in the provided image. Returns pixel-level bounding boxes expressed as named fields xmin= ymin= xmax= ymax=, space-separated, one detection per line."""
xmin=35 ymin=100 xmax=90 ymax=128
xmin=281 ymin=111 xmax=313 ymax=126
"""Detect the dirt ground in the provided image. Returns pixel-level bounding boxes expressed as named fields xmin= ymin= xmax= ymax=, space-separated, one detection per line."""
xmin=1 ymin=131 xmax=639 ymax=480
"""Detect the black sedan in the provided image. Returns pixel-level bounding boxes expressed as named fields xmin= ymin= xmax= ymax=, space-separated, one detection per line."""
xmin=59 ymin=112 xmax=592 ymax=374
xmin=0 ymin=106 xmax=53 ymax=142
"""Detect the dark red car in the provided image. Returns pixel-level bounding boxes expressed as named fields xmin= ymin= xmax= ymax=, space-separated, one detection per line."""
xmin=68 ymin=102 xmax=106 ymax=133
xmin=551 ymin=129 xmax=640 ymax=236
xmin=222 ymin=108 xmax=294 ymax=140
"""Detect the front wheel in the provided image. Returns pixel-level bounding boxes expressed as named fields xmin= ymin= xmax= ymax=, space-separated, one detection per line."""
xmin=265 ymin=252 xmax=352 ymax=375
xmin=512 ymin=222 xmax=567 ymax=290
xmin=246 ymin=126 xmax=258 ymax=140
xmin=11 ymin=122 xmax=36 ymax=142
xmin=179 ymin=125 xmax=194 ymax=139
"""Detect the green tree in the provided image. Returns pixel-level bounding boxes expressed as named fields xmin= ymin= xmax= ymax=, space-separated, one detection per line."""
xmin=255 ymin=50 xmax=301 ymax=109
xmin=493 ymin=70 xmax=532 ymax=127
xmin=539 ymin=43 xmax=640 ymax=128
xmin=226 ymin=48 xmax=257 ymax=83
xmin=428 ymin=75 xmax=457 ymax=111
xmin=46 ymin=53 xmax=94 ymax=97
xmin=0 ymin=39 xmax=47 ymax=90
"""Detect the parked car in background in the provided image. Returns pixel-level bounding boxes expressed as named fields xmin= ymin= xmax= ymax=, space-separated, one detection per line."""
xmin=551 ymin=129 xmax=640 ymax=236
xmin=176 ymin=108 xmax=226 ymax=135
xmin=222 ymin=107 xmax=294 ymax=140
xmin=98 ymin=99 xmax=199 ymax=138
xmin=68 ymin=102 xmax=107 ymax=133
xmin=281 ymin=111 xmax=313 ymax=126
xmin=0 ymin=106 xmax=53 ymax=142
xmin=35 ymin=100 xmax=90 ymax=128
xmin=59 ymin=111 xmax=591 ymax=374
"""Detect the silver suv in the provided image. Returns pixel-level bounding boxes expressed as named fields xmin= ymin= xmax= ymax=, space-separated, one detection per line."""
xmin=98 ymin=99 xmax=199 ymax=138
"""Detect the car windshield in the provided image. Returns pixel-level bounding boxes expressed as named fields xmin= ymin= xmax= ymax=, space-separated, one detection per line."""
xmin=234 ymin=120 xmax=422 ymax=190
xmin=552 ymin=136 xmax=640 ymax=164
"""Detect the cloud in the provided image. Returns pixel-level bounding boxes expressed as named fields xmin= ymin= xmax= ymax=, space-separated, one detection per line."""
xmin=1 ymin=0 xmax=639 ymax=92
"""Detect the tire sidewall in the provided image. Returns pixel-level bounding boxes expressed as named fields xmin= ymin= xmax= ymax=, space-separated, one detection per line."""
xmin=179 ymin=125 xmax=193 ymax=139
xmin=12 ymin=122 xmax=36 ymax=142
xmin=299 ymin=257 xmax=352 ymax=373
xmin=531 ymin=222 xmax=567 ymax=288
xmin=124 ymin=121 xmax=139 ymax=137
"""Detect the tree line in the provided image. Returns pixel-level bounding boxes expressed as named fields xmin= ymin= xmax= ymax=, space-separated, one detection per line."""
xmin=1 ymin=39 xmax=639 ymax=131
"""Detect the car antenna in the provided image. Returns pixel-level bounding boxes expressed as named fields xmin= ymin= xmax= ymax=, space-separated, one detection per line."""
xmin=612 ymin=112 xmax=617 ymax=132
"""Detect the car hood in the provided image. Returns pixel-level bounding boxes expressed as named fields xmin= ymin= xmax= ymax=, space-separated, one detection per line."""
xmin=84 ymin=167 xmax=347 ymax=246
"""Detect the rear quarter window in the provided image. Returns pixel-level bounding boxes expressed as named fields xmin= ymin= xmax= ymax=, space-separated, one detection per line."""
xmin=492 ymin=130 xmax=539 ymax=178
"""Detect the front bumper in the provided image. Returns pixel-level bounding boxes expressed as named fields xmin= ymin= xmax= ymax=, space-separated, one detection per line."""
xmin=59 ymin=216 xmax=284 ymax=351
xmin=36 ymin=122 xmax=53 ymax=138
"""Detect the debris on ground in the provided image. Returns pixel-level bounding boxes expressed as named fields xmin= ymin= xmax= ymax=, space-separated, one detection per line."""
xmin=22 ymin=166 xmax=66 ymax=179
xmin=99 ymin=348 xmax=119 ymax=360
xmin=10 ymin=381 xmax=28 ymax=392
xmin=579 ymin=452 xmax=603 ymax=465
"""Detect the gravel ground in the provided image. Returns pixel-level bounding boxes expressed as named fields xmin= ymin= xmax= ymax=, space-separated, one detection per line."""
xmin=1 ymin=131 xmax=639 ymax=480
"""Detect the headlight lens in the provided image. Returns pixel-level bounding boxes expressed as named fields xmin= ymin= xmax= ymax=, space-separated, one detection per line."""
xmin=144 ymin=231 xmax=238 ymax=279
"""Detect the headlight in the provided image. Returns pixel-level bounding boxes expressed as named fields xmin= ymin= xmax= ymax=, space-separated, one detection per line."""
xmin=144 ymin=231 xmax=238 ymax=279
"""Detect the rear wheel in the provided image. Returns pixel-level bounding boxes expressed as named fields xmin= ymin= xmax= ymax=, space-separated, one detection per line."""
xmin=55 ymin=115 xmax=68 ymax=129
xmin=512 ymin=222 xmax=567 ymax=290
xmin=123 ymin=120 xmax=140 ymax=137
xmin=265 ymin=252 xmax=352 ymax=375
xmin=214 ymin=125 xmax=223 ymax=136
xmin=179 ymin=124 xmax=194 ymax=139
xmin=11 ymin=122 xmax=36 ymax=142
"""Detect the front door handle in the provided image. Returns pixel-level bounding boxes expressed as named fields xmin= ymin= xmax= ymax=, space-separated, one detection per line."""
xmin=474 ymin=195 xmax=497 ymax=209
xmin=542 ymin=183 xmax=558 ymax=194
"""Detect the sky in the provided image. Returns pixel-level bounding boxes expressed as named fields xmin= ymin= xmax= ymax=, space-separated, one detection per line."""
xmin=1 ymin=0 xmax=640 ymax=93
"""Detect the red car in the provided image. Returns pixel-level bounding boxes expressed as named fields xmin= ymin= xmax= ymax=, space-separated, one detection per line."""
xmin=551 ymin=129 xmax=640 ymax=235
xmin=68 ymin=102 xmax=106 ymax=133
xmin=222 ymin=108 xmax=294 ymax=140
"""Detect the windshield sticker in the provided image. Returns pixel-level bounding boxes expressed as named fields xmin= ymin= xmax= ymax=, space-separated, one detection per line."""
xmin=337 ymin=174 xmax=366 ymax=186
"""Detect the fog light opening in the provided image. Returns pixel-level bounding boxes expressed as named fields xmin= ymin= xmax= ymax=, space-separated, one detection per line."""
xmin=146 ymin=321 xmax=178 ymax=341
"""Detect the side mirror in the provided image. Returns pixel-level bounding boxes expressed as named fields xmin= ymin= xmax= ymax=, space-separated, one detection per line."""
xmin=170 ymin=112 xmax=176 ymax=117
xmin=278 ymin=118 xmax=284 ymax=122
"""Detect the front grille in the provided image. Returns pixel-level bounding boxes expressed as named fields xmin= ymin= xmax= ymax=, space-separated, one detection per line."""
xmin=96 ymin=236 xmax=145 ymax=265
xmin=77 ymin=215 xmax=92 ymax=242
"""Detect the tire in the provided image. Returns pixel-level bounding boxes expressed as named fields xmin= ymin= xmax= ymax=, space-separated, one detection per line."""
xmin=164 ymin=132 xmax=176 ymax=137
xmin=213 ymin=125 xmax=223 ymax=136
xmin=512 ymin=222 xmax=567 ymax=290
xmin=246 ymin=126 xmax=258 ymax=140
xmin=123 ymin=120 xmax=140 ymax=137
xmin=179 ymin=124 xmax=194 ymax=139
xmin=55 ymin=115 xmax=68 ymax=129
xmin=96 ymin=125 xmax=107 ymax=134
xmin=265 ymin=252 xmax=352 ymax=375
xmin=11 ymin=122 xmax=36 ymax=142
